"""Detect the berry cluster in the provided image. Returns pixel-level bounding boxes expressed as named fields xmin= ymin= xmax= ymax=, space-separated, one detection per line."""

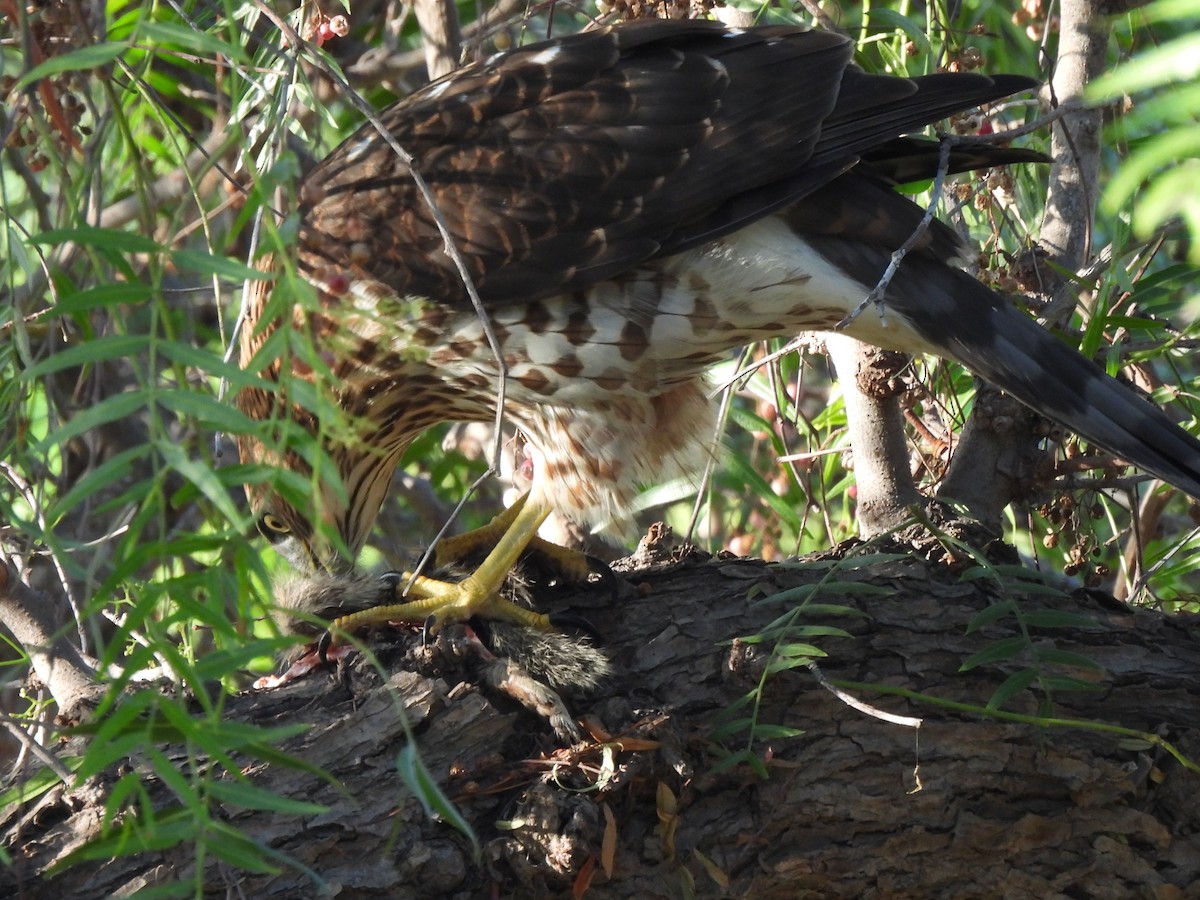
xmin=1038 ymin=492 xmax=1112 ymax=586
xmin=1 ymin=0 xmax=96 ymax=170
xmin=595 ymin=0 xmax=722 ymax=22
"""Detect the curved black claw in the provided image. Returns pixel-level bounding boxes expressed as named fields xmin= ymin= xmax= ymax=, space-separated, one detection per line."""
xmin=585 ymin=555 xmax=619 ymax=601
xmin=421 ymin=613 xmax=439 ymax=646
xmin=378 ymin=570 xmax=405 ymax=596
xmin=316 ymin=630 xmax=334 ymax=666
xmin=547 ymin=610 xmax=603 ymax=643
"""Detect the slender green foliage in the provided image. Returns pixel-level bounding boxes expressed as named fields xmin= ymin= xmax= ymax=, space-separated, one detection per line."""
xmin=2 ymin=0 xmax=1198 ymax=887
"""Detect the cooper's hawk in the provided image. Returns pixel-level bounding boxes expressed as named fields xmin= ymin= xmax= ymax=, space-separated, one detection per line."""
xmin=238 ymin=20 xmax=1200 ymax=639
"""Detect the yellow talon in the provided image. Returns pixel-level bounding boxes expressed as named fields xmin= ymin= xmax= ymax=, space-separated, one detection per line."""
xmin=323 ymin=493 xmax=554 ymax=648
xmin=433 ymin=497 xmax=594 ymax=584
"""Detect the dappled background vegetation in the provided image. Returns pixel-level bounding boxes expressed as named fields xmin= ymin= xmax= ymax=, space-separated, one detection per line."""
xmin=2 ymin=0 xmax=1199 ymax=884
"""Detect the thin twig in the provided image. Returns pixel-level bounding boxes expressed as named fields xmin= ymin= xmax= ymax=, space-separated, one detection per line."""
xmin=0 ymin=462 xmax=86 ymax=652
xmin=1 ymin=714 xmax=75 ymax=785
xmin=709 ymin=335 xmax=818 ymax=397
xmin=795 ymin=0 xmax=846 ymax=34
xmin=837 ymin=138 xmax=954 ymax=330
xmin=809 ymin=662 xmax=923 ymax=728
xmin=951 ymin=97 xmax=1087 ymax=146
xmin=833 ymin=96 xmax=1074 ymax=335
xmin=686 ymin=345 xmax=756 ymax=545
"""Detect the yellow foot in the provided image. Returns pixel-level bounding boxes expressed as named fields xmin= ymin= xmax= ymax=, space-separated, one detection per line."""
xmin=317 ymin=494 xmax=609 ymax=659
xmin=432 ymin=500 xmax=598 ymax=585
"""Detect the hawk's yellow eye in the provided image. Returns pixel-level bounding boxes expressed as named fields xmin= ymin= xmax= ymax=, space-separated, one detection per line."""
xmin=258 ymin=514 xmax=291 ymax=543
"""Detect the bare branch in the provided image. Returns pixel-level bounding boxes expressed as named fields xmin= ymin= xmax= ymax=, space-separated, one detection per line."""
xmin=413 ymin=0 xmax=462 ymax=80
xmin=838 ymin=139 xmax=954 ymax=330
xmin=0 ymin=561 xmax=103 ymax=722
xmin=1040 ymin=0 xmax=1108 ymax=321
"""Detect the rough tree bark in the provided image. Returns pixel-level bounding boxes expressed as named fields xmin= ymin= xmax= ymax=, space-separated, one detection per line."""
xmin=0 ymin=563 xmax=103 ymax=724
xmin=4 ymin=536 xmax=1197 ymax=898
xmin=413 ymin=0 xmax=461 ymax=81
xmin=825 ymin=336 xmax=922 ymax=535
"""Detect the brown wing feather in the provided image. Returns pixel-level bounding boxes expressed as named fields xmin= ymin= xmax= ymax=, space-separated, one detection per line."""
xmin=296 ymin=20 xmax=1036 ymax=311
xmin=297 ymin=21 xmax=849 ymax=306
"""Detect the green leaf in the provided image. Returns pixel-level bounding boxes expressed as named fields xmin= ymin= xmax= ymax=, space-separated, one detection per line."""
xmin=104 ymin=771 xmax=152 ymax=827
xmin=795 ymin=603 xmax=869 ymax=618
xmin=135 ymin=20 xmax=250 ymax=64
xmin=0 ymin=758 xmax=79 ymax=809
xmin=629 ymin=476 xmax=704 ymax=514
xmin=32 ymin=226 xmax=159 ymax=254
xmin=67 ymin=730 xmax=144 ymax=785
xmin=71 ymin=694 xmax=159 ymax=782
xmin=158 ymin=389 xmax=262 ymax=433
xmin=53 ymin=809 xmax=196 ymax=871
xmin=48 ymin=445 xmax=148 ymax=524
xmin=155 ymin=701 xmax=238 ymax=774
xmin=157 ymin=341 xmax=271 ymax=384
xmin=1116 ymin=737 xmax=1156 ymax=752
xmin=1032 ymin=648 xmax=1105 ymax=671
xmin=21 ymin=334 xmax=151 ymax=378
xmin=118 ymin=881 xmax=194 ymax=900
xmin=1006 ymin=581 xmax=1072 ymax=598
xmin=725 ymin=404 xmax=778 ymax=442
xmin=33 ymin=391 xmax=150 ymax=454
xmin=754 ymin=580 xmax=889 ymax=607
xmin=55 ymin=282 xmax=154 ymax=313
xmin=753 ymin=583 xmax=818 ymax=606
xmin=195 ymin=822 xmax=282 ymax=875
xmin=959 ymin=636 xmax=1027 ymax=672
xmin=746 ymin=724 xmax=806 ymax=740
xmin=986 ymin=668 xmax=1038 ymax=711
xmin=170 ymin=248 xmax=274 ymax=281
xmin=766 ymin=657 xmax=815 ymax=674
xmin=15 ymin=42 xmax=130 ymax=90
xmin=157 ymin=441 xmax=244 ymax=524
xmin=145 ymin=746 xmax=204 ymax=814
xmin=966 ymin=600 xmax=1016 ymax=634
xmin=191 ymin=641 xmax=289 ymax=682
xmin=867 ymin=8 xmax=932 ymax=53
xmin=199 ymin=722 xmax=325 ymax=781
xmin=207 ymin=779 xmax=327 ymax=816
xmin=775 ymin=642 xmax=826 ymax=659
xmin=1038 ymin=675 xmax=1105 ymax=694
xmin=1129 ymin=0 xmax=1200 ymax=23
xmin=708 ymin=717 xmax=755 ymax=741
xmin=1088 ymin=32 xmax=1200 ymax=98
xmin=1136 ymin=161 xmax=1200 ymax=254
xmin=708 ymin=748 xmax=768 ymax=778
xmin=723 ymin=452 xmax=804 ymax=533
xmin=1104 ymin=126 xmax=1200 ymax=212
xmin=398 ymin=745 xmax=481 ymax=862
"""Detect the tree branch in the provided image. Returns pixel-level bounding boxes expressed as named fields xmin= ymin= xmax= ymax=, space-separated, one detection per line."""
xmin=1039 ymin=0 xmax=1107 ymax=318
xmin=413 ymin=0 xmax=462 ymax=81
xmin=825 ymin=336 xmax=922 ymax=535
xmin=0 ymin=560 xmax=103 ymax=722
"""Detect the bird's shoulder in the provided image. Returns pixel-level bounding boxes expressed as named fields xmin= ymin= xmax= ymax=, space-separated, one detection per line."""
xmin=296 ymin=22 xmax=854 ymax=308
